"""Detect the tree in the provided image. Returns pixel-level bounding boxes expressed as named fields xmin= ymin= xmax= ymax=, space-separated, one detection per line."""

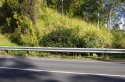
xmin=46 ymin=0 xmax=73 ymax=14
xmin=82 ymin=0 xmax=102 ymax=22
xmin=102 ymin=0 xmax=125 ymax=29
xmin=45 ymin=0 xmax=125 ymax=28
xmin=68 ymin=0 xmax=84 ymax=17
xmin=3 ymin=0 xmax=42 ymax=25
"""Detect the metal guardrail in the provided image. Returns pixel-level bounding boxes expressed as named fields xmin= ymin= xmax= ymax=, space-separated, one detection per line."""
xmin=0 ymin=46 xmax=125 ymax=53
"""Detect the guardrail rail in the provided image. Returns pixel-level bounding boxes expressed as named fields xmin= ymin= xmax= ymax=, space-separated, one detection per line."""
xmin=0 ymin=46 xmax=125 ymax=53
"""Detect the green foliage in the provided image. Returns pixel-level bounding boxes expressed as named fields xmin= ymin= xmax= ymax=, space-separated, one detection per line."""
xmin=41 ymin=27 xmax=78 ymax=47
xmin=3 ymin=0 xmax=42 ymax=23
xmin=3 ymin=12 xmax=31 ymax=33
xmin=68 ymin=0 xmax=84 ymax=17
xmin=19 ymin=0 xmax=41 ymax=24
xmin=78 ymin=32 xmax=101 ymax=48
xmin=3 ymin=12 xmax=38 ymax=46
xmin=6 ymin=0 xmax=20 ymax=10
xmin=46 ymin=0 xmax=102 ymax=23
xmin=46 ymin=0 xmax=125 ymax=26
xmin=79 ymin=30 xmax=112 ymax=48
xmin=0 ymin=34 xmax=16 ymax=46
xmin=0 ymin=0 xmax=40 ymax=46
xmin=111 ymin=30 xmax=125 ymax=48
xmin=40 ymin=24 xmax=112 ymax=48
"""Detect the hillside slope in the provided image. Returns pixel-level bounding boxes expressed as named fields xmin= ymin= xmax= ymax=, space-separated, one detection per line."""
xmin=0 ymin=0 xmax=125 ymax=48
xmin=37 ymin=8 xmax=113 ymax=48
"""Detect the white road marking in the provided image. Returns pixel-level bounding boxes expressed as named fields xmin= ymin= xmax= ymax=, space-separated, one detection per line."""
xmin=0 ymin=67 xmax=125 ymax=78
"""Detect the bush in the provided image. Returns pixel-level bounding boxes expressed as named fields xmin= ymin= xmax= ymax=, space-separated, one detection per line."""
xmin=77 ymin=30 xmax=112 ymax=48
xmin=40 ymin=26 xmax=112 ymax=48
xmin=76 ymin=32 xmax=101 ymax=48
xmin=111 ymin=30 xmax=125 ymax=48
xmin=41 ymin=27 xmax=78 ymax=47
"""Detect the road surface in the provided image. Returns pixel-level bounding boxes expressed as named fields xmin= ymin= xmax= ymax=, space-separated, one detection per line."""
xmin=0 ymin=56 xmax=125 ymax=82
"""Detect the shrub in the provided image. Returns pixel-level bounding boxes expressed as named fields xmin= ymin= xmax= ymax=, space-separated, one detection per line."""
xmin=77 ymin=30 xmax=112 ymax=48
xmin=76 ymin=32 xmax=100 ymax=48
xmin=41 ymin=27 xmax=78 ymax=47
xmin=111 ymin=30 xmax=125 ymax=48
xmin=40 ymin=25 xmax=112 ymax=48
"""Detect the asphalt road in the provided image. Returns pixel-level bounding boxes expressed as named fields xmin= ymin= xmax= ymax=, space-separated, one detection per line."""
xmin=0 ymin=56 xmax=125 ymax=82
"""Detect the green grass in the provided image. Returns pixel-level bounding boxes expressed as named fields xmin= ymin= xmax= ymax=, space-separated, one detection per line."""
xmin=0 ymin=34 xmax=17 ymax=55
xmin=0 ymin=34 xmax=16 ymax=46
xmin=37 ymin=8 xmax=113 ymax=48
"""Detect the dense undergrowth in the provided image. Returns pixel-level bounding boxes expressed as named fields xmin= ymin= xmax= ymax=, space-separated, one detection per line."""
xmin=0 ymin=0 xmax=125 ymax=59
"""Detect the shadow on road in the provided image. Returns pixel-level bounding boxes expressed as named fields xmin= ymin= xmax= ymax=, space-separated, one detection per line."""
xmin=0 ymin=57 xmax=60 ymax=82
xmin=0 ymin=57 xmax=35 ymax=68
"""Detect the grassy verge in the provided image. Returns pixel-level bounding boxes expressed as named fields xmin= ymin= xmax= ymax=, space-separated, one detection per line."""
xmin=0 ymin=50 xmax=125 ymax=61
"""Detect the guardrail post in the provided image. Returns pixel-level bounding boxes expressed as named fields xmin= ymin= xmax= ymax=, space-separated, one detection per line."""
xmin=27 ymin=51 xmax=30 ymax=55
xmin=5 ymin=50 xmax=8 ymax=55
